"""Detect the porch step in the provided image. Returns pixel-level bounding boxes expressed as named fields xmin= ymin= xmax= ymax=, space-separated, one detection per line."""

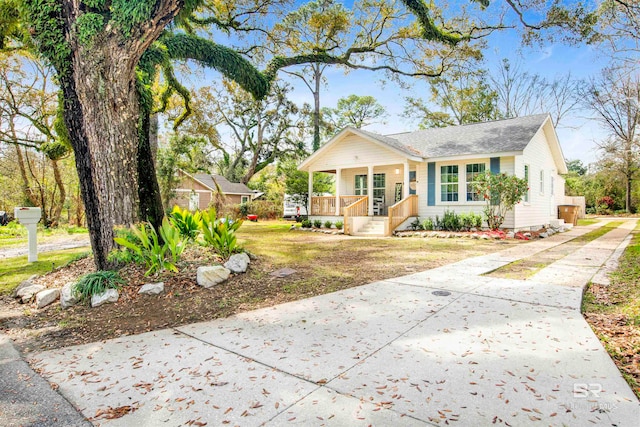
xmin=353 ymin=218 xmax=385 ymax=236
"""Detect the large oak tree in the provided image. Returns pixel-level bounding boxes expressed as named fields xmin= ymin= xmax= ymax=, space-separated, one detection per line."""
xmin=10 ymin=0 xmax=594 ymax=270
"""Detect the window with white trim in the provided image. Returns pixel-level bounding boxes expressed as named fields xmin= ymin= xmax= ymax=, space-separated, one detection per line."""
xmin=373 ymin=173 xmax=385 ymax=201
xmin=539 ymin=169 xmax=545 ymax=194
xmin=440 ymin=165 xmax=459 ymax=202
xmin=524 ymin=165 xmax=530 ymax=202
xmin=241 ymin=195 xmax=250 ymax=204
xmin=466 ymin=163 xmax=486 ymax=201
xmin=355 ymin=174 xmax=367 ymax=195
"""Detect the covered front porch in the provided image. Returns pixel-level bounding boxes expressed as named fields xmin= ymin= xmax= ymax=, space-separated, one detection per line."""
xmin=308 ymin=163 xmax=419 ymax=236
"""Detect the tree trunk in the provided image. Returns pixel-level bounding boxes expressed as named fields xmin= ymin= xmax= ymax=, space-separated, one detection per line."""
xmin=50 ymin=159 xmax=65 ymax=227
xmin=138 ymin=109 xmax=164 ymax=230
xmin=54 ymin=1 xmax=179 ymax=269
xmin=313 ymin=64 xmax=321 ymax=151
xmin=12 ymin=131 xmax=39 ymax=207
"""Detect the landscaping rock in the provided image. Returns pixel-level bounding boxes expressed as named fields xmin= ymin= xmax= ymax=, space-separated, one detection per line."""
xmin=224 ymin=253 xmax=251 ymax=273
xmin=60 ymin=282 xmax=78 ymax=309
xmin=91 ymin=289 xmax=119 ymax=308
xmin=539 ymin=232 xmax=549 ymax=238
xmin=139 ymin=282 xmax=164 ymax=295
xmin=35 ymin=289 xmax=60 ymax=309
xmin=524 ymin=232 xmax=532 ymax=238
xmin=480 ymin=234 xmax=490 ymax=240
xmin=270 ymin=267 xmax=297 ymax=278
xmin=12 ymin=275 xmax=38 ymax=298
xmin=16 ymin=284 xmax=46 ymax=303
xmin=197 ymin=266 xmax=231 ymax=288
xmin=506 ymin=231 xmax=515 ymax=239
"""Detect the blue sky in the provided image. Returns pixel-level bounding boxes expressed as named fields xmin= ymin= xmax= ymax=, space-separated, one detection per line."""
xmin=186 ymin=1 xmax=627 ymax=167
xmin=278 ymin=32 xmax=610 ymax=165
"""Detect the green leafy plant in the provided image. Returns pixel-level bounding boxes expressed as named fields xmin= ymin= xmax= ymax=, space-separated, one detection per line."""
xmin=73 ymin=270 xmax=125 ymax=303
xmin=313 ymin=219 xmax=322 ymax=228
xmin=239 ymin=202 xmax=251 ymax=218
xmin=108 ymin=226 xmax=144 ymax=264
xmin=422 ymin=217 xmax=434 ymax=231
xmin=169 ymin=205 xmax=201 ymax=241
xmin=324 ymin=220 xmax=333 ymax=229
xmin=410 ymin=217 xmax=423 ymax=231
xmin=474 ymin=172 xmax=529 ymax=230
xmin=159 ymin=217 xmax=186 ymax=263
xmin=301 ymin=219 xmax=312 ymax=228
xmin=441 ymin=209 xmax=460 ymax=231
xmin=334 ymin=220 xmax=343 ymax=229
xmin=200 ymin=208 xmax=243 ymax=258
xmin=114 ymin=222 xmax=181 ymax=276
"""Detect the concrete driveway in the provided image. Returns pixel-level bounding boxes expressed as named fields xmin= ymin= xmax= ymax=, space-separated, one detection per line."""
xmin=23 ymin=220 xmax=640 ymax=426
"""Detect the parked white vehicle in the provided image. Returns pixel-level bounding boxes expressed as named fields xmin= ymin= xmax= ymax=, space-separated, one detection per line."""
xmin=283 ymin=195 xmax=308 ymax=219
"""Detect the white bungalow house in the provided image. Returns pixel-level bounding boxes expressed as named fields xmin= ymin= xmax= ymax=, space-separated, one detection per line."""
xmin=298 ymin=113 xmax=575 ymax=236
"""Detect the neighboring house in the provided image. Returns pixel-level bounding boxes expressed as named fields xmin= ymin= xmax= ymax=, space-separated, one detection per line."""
xmin=298 ymin=113 xmax=574 ymax=236
xmin=170 ymin=170 xmax=260 ymax=211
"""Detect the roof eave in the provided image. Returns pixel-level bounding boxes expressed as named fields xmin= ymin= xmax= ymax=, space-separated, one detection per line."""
xmin=298 ymin=127 xmax=422 ymax=172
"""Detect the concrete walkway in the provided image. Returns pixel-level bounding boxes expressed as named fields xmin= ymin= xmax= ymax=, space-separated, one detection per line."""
xmin=12 ymin=221 xmax=640 ymax=426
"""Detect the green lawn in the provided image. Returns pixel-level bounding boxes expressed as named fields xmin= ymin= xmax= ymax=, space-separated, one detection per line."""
xmin=0 ymin=248 xmax=90 ymax=294
xmin=577 ymin=218 xmax=599 ymax=226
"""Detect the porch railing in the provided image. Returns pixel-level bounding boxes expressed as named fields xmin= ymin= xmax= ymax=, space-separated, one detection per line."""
xmin=311 ymin=195 xmax=369 ymax=216
xmin=343 ymin=196 xmax=368 ymax=235
xmin=387 ymin=195 xmax=418 ymax=236
xmin=310 ymin=196 xmax=336 ymax=216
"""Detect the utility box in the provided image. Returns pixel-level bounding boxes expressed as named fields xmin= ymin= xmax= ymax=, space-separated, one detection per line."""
xmin=558 ymin=205 xmax=579 ymax=226
xmin=14 ymin=207 xmax=41 ymax=262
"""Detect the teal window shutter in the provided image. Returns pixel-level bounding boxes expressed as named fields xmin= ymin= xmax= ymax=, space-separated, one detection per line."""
xmin=490 ymin=157 xmax=500 ymax=174
xmin=427 ymin=163 xmax=435 ymax=206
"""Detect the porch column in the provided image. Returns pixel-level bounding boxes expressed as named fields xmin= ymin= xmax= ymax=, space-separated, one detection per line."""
xmin=335 ymin=168 xmax=341 ymax=216
xmin=308 ymin=169 xmax=313 ymax=215
xmin=403 ymin=161 xmax=410 ymax=198
xmin=367 ymin=165 xmax=374 ymax=216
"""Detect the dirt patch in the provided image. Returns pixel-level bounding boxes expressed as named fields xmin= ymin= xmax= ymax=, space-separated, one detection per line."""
xmin=0 ymin=224 xmax=520 ymax=354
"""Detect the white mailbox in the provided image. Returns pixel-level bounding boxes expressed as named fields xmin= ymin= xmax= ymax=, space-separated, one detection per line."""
xmin=14 ymin=207 xmax=41 ymax=262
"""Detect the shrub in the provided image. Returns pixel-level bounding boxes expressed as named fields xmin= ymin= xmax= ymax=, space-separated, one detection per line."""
xmin=459 ymin=212 xmax=483 ymax=230
xmin=334 ymin=220 xmax=343 ymax=229
xmin=301 ymin=219 xmax=312 ymax=228
xmin=313 ymin=219 xmax=322 ymax=228
xmin=169 ymin=205 xmax=201 ymax=241
xmin=441 ymin=209 xmax=460 ymax=231
xmin=200 ymin=208 xmax=243 ymax=258
xmin=324 ymin=220 xmax=333 ymax=229
xmin=422 ymin=217 xmax=434 ymax=231
xmin=73 ymin=270 xmax=125 ymax=303
xmin=473 ymin=172 xmax=528 ymax=230
xmin=239 ymin=202 xmax=250 ymax=218
xmin=410 ymin=217 xmax=423 ymax=230
xmin=434 ymin=215 xmax=443 ymax=230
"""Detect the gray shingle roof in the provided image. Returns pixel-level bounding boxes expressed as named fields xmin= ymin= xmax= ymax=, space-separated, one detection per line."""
xmin=382 ymin=114 xmax=550 ymax=158
xmin=192 ymin=173 xmax=255 ymax=195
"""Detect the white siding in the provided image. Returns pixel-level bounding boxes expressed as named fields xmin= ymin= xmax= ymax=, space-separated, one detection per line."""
xmin=417 ymin=156 xmax=516 ymax=228
xmin=306 ymin=134 xmax=407 ymax=172
xmin=513 ymin=127 xmax=564 ymax=229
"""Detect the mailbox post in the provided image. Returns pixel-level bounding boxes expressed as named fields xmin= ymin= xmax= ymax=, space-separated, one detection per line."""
xmin=14 ymin=207 xmax=42 ymax=262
